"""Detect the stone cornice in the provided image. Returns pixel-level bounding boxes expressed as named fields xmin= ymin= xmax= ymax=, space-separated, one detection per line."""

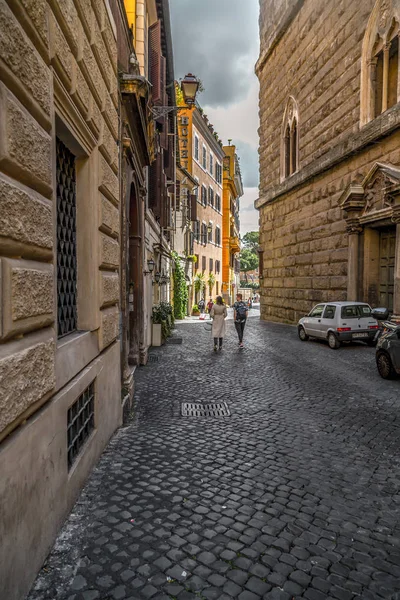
xmin=255 ymin=103 xmax=400 ymax=210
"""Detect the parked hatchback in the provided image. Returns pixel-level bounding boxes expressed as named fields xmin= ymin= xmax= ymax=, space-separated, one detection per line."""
xmin=298 ymin=302 xmax=379 ymax=349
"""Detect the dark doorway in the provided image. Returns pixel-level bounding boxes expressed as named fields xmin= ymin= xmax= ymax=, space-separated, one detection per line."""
xmin=128 ymin=182 xmax=143 ymax=364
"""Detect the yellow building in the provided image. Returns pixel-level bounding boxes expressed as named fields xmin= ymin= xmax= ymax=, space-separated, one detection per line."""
xmin=222 ymin=145 xmax=243 ymax=304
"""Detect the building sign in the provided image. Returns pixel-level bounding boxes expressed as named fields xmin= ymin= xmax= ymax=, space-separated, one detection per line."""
xmin=178 ymin=116 xmax=189 ymax=170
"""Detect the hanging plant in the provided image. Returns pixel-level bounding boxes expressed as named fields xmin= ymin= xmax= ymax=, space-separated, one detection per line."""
xmin=172 ymin=252 xmax=188 ymax=319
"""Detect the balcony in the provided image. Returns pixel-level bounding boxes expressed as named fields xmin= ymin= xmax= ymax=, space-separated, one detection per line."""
xmin=229 ymin=235 xmax=240 ymax=253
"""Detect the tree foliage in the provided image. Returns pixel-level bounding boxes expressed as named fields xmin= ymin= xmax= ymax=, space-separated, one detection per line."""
xmin=239 ymin=248 xmax=259 ymax=273
xmin=241 ymin=231 xmax=259 ymax=254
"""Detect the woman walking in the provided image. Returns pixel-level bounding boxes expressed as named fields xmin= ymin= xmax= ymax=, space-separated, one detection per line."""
xmin=210 ymin=296 xmax=227 ymax=352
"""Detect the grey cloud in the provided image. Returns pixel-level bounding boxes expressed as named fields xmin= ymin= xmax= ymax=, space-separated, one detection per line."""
xmin=233 ymin=140 xmax=259 ymax=189
xmin=170 ymin=0 xmax=259 ymax=108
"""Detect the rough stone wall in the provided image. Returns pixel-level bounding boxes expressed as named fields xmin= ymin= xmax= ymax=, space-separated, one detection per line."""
xmin=0 ymin=0 xmax=119 ymax=436
xmin=258 ymin=0 xmax=375 ymax=195
xmin=259 ymin=130 xmax=400 ymax=323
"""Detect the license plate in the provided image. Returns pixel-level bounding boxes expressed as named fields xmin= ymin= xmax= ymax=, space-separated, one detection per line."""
xmin=352 ymin=332 xmax=368 ymax=338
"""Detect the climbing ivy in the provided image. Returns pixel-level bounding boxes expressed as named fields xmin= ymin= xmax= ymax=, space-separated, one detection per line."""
xmin=172 ymin=252 xmax=188 ymax=319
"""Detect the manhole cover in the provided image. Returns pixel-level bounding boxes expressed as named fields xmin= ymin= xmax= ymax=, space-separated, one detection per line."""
xmin=181 ymin=402 xmax=230 ymax=417
xmin=148 ymin=354 xmax=159 ymax=363
xmin=167 ymin=337 xmax=183 ymax=344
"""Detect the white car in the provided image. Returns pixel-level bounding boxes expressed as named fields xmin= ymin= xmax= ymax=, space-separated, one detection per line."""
xmin=297 ymin=302 xmax=379 ymax=349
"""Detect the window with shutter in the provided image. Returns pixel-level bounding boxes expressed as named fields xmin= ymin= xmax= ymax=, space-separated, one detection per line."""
xmin=202 ymin=146 xmax=207 ymax=169
xmin=149 ymin=21 xmax=163 ymax=104
xmin=194 ymin=135 xmax=199 ymax=161
xmin=202 ymin=255 xmax=206 ymax=271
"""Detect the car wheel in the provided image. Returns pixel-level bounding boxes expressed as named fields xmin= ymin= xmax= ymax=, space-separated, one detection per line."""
xmin=377 ymin=351 xmax=396 ymax=379
xmin=298 ymin=326 xmax=309 ymax=341
xmin=328 ymin=332 xmax=340 ymax=349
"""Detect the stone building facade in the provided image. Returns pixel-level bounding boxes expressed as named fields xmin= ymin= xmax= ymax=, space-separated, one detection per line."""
xmin=0 ymin=1 xmax=121 ymax=598
xmin=256 ymin=0 xmax=400 ymax=323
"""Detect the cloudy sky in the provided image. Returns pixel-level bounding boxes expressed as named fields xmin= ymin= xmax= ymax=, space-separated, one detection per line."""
xmin=170 ymin=0 xmax=260 ymax=234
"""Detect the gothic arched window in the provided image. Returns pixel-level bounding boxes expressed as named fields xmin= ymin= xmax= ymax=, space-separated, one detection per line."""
xmin=360 ymin=0 xmax=400 ymax=125
xmin=281 ymin=97 xmax=299 ymax=181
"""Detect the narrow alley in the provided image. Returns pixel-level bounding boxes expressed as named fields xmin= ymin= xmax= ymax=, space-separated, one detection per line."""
xmin=28 ymin=314 xmax=400 ymax=600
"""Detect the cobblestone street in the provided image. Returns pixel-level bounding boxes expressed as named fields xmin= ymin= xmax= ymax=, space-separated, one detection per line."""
xmin=29 ymin=314 xmax=400 ymax=600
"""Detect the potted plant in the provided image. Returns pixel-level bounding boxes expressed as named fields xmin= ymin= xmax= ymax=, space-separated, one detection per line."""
xmin=192 ymin=304 xmax=200 ymax=316
xmin=151 ymin=304 xmax=164 ymax=346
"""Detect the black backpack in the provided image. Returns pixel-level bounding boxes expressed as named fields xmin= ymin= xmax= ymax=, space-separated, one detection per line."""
xmin=236 ymin=302 xmax=247 ymax=320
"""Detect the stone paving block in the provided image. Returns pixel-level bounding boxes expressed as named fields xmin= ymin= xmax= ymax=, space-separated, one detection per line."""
xmin=26 ymin=319 xmax=400 ymax=600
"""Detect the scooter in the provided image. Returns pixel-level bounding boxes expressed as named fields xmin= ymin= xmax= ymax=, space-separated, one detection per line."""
xmin=372 ymin=307 xmax=398 ymax=343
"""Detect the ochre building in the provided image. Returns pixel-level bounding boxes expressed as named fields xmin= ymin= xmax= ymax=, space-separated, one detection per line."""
xmin=177 ymin=103 xmax=225 ymax=305
xmin=256 ymin=0 xmax=400 ymax=323
xmin=222 ymin=144 xmax=242 ymax=304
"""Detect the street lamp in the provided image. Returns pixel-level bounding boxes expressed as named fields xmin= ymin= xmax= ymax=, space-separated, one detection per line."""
xmin=180 ymin=73 xmax=200 ymax=106
xmin=143 ymin=258 xmax=155 ymax=275
xmin=150 ymin=73 xmax=200 ymax=119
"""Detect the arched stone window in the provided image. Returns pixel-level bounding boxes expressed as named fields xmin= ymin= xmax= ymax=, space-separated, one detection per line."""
xmin=281 ymin=97 xmax=299 ymax=181
xmin=360 ymin=0 xmax=400 ymax=126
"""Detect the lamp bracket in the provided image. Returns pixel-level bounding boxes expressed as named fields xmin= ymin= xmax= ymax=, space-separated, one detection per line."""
xmin=150 ymin=105 xmax=193 ymax=119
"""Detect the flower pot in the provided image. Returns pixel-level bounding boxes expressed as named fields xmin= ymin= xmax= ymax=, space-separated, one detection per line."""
xmin=152 ymin=323 xmax=162 ymax=346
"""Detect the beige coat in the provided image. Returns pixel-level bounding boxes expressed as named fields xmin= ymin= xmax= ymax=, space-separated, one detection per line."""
xmin=210 ymin=304 xmax=227 ymax=338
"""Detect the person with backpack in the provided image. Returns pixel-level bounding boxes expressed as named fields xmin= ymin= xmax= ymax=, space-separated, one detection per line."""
xmin=198 ymin=298 xmax=206 ymax=319
xmin=207 ymin=297 xmax=214 ymax=319
xmin=233 ymin=293 xmax=249 ymax=348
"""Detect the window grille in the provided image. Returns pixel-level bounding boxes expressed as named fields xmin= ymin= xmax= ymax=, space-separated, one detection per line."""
xmin=67 ymin=381 xmax=95 ymax=469
xmin=56 ymin=138 xmax=77 ymax=338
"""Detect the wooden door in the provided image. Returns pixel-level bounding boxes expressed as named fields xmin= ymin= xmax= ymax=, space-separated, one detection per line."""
xmin=379 ymin=228 xmax=396 ymax=311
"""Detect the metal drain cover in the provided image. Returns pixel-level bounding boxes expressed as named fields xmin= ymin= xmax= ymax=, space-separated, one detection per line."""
xmin=181 ymin=402 xmax=230 ymax=417
xmin=167 ymin=337 xmax=183 ymax=344
xmin=148 ymin=354 xmax=159 ymax=363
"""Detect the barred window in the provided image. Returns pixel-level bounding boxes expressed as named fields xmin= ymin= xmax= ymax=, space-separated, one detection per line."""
xmin=67 ymin=381 xmax=95 ymax=469
xmin=56 ymin=138 xmax=77 ymax=338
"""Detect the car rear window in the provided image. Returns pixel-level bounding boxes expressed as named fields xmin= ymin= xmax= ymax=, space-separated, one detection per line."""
xmin=341 ymin=305 xmax=371 ymax=318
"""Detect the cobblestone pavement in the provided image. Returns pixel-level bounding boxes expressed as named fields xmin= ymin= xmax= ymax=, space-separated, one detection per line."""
xmin=29 ymin=314 xmax=400 ymax=600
